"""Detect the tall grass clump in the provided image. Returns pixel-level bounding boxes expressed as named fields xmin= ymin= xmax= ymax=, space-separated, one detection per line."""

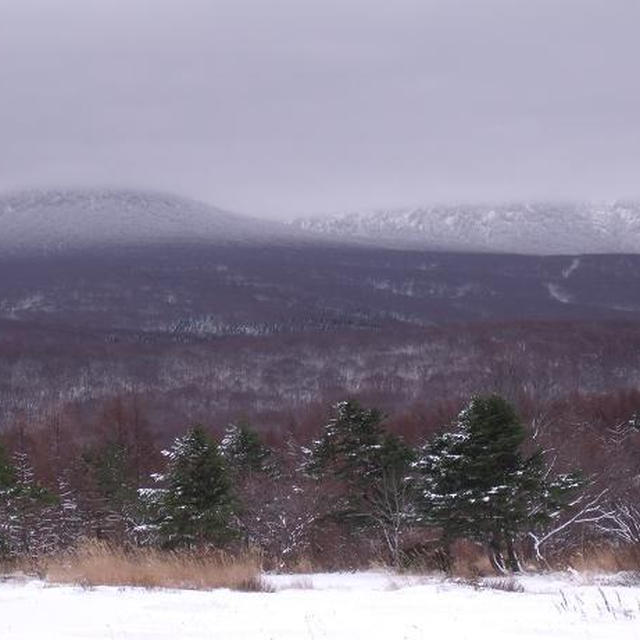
xmin=43 ymin=540 xmax=265 ymax=591
xmin=564 ymin=544 xmax=640 ymax=574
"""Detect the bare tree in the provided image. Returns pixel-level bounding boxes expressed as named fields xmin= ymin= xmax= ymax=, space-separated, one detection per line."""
xmin=528 ymin=489 xmax=614 ymax=564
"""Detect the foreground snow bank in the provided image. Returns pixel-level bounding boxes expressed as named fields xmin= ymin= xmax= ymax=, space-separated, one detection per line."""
xmin=1 ymin=571 xmax=638 ymax=639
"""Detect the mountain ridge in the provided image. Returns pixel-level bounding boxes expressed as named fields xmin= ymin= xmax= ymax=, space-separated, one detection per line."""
xmin=5 ymin=190 xmax=640 ymax=256
xmin=0 ymin=188 xmax=302 ymax=255
xmin=292 ymin=201 xmax=640 ymax=255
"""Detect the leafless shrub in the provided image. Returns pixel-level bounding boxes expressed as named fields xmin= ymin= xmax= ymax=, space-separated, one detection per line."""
xmin=234 ymin=576 xmax=275 ymax=593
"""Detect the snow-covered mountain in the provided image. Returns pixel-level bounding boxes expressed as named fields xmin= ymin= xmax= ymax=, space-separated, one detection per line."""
xmin=0 ymin=189 xmax=299 ymax=254
xmin=7 ymin=191 xmax=639 ymax=257
xmin=292 ymin=202 xmax=640 ymax=255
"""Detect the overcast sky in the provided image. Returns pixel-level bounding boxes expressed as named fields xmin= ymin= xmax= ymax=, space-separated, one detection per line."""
xmin=1 ymin=0 xmax=639 ymax=218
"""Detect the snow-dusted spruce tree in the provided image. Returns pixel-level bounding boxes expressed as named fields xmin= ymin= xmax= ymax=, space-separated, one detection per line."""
xmin=0 ymin=443 xmax=15 ymax=555
xmin=37 ymin=473 xmax=85 ymax=554
xmin=414 ymin=395 xmax=581 ymax=573
xmin=0 ymin=451 xmax=55 ymax=558
xmin=0 ymin=445 xmax=83 ymax=557
xmin=220 ymin=427 xmax=324 ymax=568
xmin=151 ymin=426 xmax=235 ymax=549
xmin=219 ymin=425 xmax=321 ymax=567
xmin=304 ymin=400 xmax=415 ymax=566
xmin=219 ymin=422 xmax=273 ymax=475
xmin=218 ymin=421 xmax=281 ymax=550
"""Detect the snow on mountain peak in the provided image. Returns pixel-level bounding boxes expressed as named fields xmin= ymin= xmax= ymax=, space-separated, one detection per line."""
xmin=292 ymin=202 xmax=640 ymax=255
xmin=0 ymin=189 xmax=295 ymax=254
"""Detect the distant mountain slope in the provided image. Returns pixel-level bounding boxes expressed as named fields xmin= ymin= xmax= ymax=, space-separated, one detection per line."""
xmin=1 ymin=244 xmax=640 ymax=336
xmin=0 ymin=189 xmax=300 ymax=254
xmin=292 ymin=202 xmax=640 ymax=255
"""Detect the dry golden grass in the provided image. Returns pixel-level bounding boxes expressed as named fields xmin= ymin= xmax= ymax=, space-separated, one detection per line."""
xmin=564 ymin=544 xmax=640 ymax=573
xmin=42 ymin=540 xmax=266 ymax=591
xmin=276 ymin=555 xmax=316 ymax=574
xmin=449 ymin=540 xmax=494 ymax=578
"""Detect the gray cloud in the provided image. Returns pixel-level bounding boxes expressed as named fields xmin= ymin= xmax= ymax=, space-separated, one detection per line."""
xmin=1 ymin=0 xmax=639 ymax=217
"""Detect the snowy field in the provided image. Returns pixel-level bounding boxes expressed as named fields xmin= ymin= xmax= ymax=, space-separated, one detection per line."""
xmin=1 ymin=571 xmax=639 ymax=639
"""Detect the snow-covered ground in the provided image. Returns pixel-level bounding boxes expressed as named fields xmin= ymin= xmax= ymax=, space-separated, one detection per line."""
xmin=1 ymin=571 xmax=639 ymax=639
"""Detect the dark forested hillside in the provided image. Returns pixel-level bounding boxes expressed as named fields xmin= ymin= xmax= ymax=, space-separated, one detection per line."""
xmin=3 ymin=244 xmax=640 ymax=332
xmin=2 ymin=240 xmax=640 ymax=435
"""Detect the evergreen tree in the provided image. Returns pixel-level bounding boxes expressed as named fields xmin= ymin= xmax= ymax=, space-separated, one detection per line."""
xmin=220 ymin=422 xmax=273 ymax=475
xmin=0 ymin=443 xmax=14 ymax=489
xmin=305 ymin=401 xmax=415 ymax=565
xmin=80 ymin=441 xmax=140 ymax=542
xmin=0 ymin=444 xmax=15 ymax=556
xmin=414 ymin=395 xmax=581 ymax=573
xmin=219 ymin=421 xmax=281 ymax=551
xmin=153 ymin=426 xmax=235 ymax=548
xmin=305 ymin=401 xmax=389 ymax=480
xmin=39 ymin=473 xmax=85 ymax=553
xmin=1 ymin=451 xmax=55 ymax=557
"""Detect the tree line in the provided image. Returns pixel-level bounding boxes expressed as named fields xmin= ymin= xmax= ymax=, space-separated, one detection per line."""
xmin=0 ymin=394 xmax=638 ymax=573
